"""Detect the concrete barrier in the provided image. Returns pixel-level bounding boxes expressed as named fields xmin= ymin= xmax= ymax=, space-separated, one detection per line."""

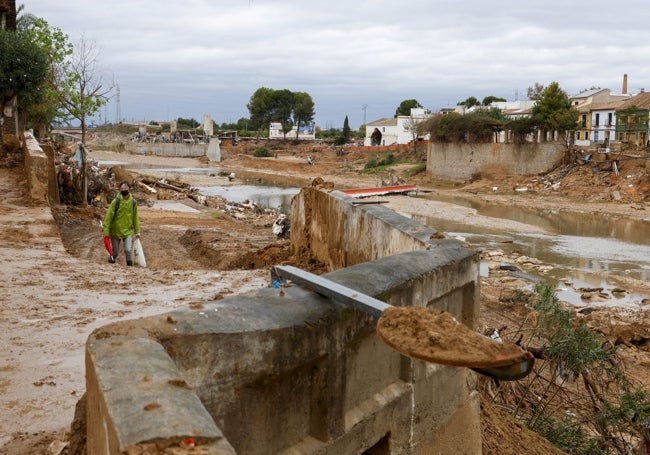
xmin=23 ymin=132 xmax=51 ymax=206
xmin=427 ymin=141 xmax=565 ymax=180
xmin=85 ymin=187 xmax=482 ymax=454
xmin=125 ymin=140 xmax=221 ymax=161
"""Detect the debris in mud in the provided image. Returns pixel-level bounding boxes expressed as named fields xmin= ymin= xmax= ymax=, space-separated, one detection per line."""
xmin=272 ymin=213 xmax=290 ymax=239
xmin=50 ymin=140 xmax=288 ymax=234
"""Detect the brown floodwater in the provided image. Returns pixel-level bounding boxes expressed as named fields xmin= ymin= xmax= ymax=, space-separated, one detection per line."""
xmin=416 ymin=193 xmax=650 ymax=307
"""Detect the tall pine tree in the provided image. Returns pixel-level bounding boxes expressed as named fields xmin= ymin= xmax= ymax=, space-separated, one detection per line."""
xmin=342 ymin=115 xmax=350 ymax=142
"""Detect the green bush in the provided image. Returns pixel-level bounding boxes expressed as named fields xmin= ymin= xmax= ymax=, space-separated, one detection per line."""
xmin=530 ymin=415 xmax=605 ymax=455
xmin=254 ymin=147 xmax=272 ymax=157
xmin=364 ymin=158 xmax=378 ymax=169
xmin=333 ymin=135 xmax=346 ymax=146
xmin=380 ymin=153 xmax=396 ymax=166
xmin=532 ymin=282 xmax=615 ymax=377
xmin=365 ymin=153 xmax=396 ymax=170
xmin=483 ymin=282 xmax=650 ymax=454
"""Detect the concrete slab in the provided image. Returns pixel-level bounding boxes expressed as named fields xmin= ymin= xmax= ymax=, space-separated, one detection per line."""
xmin=148 ymin=200 xmax=202 ymax=213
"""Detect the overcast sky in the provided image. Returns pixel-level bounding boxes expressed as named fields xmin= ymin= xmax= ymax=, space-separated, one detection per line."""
xmin=24 ymin=0 xmax=650 ymax=129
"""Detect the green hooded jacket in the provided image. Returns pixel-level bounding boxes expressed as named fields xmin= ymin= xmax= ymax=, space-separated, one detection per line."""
xmin=102 ymin=194 xmax=140 ymax=239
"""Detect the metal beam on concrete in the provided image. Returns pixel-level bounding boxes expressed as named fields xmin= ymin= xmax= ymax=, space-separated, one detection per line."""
xmin=272 ymin=265 xmax=391 ymax=318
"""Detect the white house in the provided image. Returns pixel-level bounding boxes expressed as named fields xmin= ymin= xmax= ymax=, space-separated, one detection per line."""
xmin=365 ymin=118 xmax=398 ymax=146
xmin=570 ymin=88 xmax=630 ymax=147
xmin=575 ymin=100 xmax=627 ymax=147
xmin=269 ymin=122 xmax=316 ymax=140
xmin=569 ymin=88 xmax=628 ymax=108
xmin=364 ymin=108 xmax=432 ymax=146
xmin=490 ymin=100 xmax=536 ymax=119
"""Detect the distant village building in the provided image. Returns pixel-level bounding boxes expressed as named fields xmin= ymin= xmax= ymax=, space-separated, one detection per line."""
xmin=364 ymin=108 xmax=432 ymax=146
xmin=615 ymin=90 xmax=650 ymax=146
xmin=569 ymin=87 xmax=631 ymax=146
xmin=438 ymin=106 xmax=464 ymax=116
xmin=269 ymin=122 xmax=316 ymax=140
xmin=365 ymin=118 xmax=397 ymax=146
xmin=360 ymin=75 xmax=649 ymax=148
xmin=489 ymin=100 xmax=536 ymax=120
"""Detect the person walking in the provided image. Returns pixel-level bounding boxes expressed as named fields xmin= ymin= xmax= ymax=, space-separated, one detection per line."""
xmin=102 ymin=181 xmax=140 ymax=265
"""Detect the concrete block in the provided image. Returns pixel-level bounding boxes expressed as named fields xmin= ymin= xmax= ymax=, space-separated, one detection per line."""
xmin=23 ymin=133 xmax=49 ymax=206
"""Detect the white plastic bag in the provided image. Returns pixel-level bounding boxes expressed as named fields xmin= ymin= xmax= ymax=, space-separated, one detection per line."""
xmin=133 ymin=238 xmax=147 ymax=267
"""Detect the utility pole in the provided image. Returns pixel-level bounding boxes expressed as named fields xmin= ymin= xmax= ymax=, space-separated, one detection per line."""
xmin=115 ymin=84 xmax=121 ymax=123
xmin=361 ymin=104 xmax=368 ymax=126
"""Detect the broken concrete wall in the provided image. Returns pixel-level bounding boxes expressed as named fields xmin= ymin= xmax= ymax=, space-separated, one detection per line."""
xmin=124 ymin=139 xmax=221 ymax=161
xmin=290 ymin=186 xmax=436 ymax=270
xmin=427 ymin=142 xmax=565 ymax=180
xmin=85 ymin=189 xmax=482 ymax=454
xmin=23 ymin=132 xmax=51 ymax=206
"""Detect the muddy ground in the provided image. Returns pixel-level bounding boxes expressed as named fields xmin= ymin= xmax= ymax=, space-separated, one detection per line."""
xmin=1 ymin=136 xmax=650 ymax=454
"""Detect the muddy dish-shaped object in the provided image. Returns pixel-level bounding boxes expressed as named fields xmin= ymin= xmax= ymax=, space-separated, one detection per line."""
xmin=377 ymin=306 xmax=529 ymax=368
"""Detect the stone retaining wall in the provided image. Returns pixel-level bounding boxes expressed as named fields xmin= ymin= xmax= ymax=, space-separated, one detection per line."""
xmin=427 ymin=141 xmax=565 ymax=180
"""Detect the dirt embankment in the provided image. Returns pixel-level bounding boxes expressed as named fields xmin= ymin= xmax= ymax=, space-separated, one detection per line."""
xmin=2 ymin=135 xmax=649 ymax=454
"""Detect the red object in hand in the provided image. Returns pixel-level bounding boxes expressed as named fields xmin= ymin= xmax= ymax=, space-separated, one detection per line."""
xmin=103 ymin=236 xmax=113 ymax=257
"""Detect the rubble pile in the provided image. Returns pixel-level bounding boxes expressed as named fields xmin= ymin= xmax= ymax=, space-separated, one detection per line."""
xmin=49 ymin=141 xmax=287 ymax=237
xmin=52 ymin=141 xmax=113 ymax=206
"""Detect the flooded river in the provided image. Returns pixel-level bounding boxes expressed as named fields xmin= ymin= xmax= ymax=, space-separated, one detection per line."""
xmin=414 ymin=193 xmax=650 ymax=307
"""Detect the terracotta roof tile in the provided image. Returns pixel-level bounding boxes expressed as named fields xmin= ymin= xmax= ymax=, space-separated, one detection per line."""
xmin=619 ymin=92 xmax=650 ymax=110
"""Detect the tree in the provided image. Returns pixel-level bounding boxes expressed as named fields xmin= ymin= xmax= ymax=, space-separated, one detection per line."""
xmin=506 ymin=117 xmax=536 ymax=144
xmin=16 ymin=3 xmax=35 ymax=31
xmin=527 ymin=82 xmax=545 ymax=101
xmin=482 ymin=95 xmax=506 ymax=106
xmin=292 ymin=91 xmax=315 ymax=139
xmin=271 ymin=89 xmax=294 ymax=139
xmin=395 ymin=99 xmax=423 ymax=117
xmin=404 ymin=116 xmax=420 ymax=147
xmin=342 ymin=115 xmax=350 ymax=143
xmin=20 ymin=17 xmax=73 ymax=139
xmin=58 ymin=34 xmax=114 ymax=144
xmin=176 ymin=117 xmax=200 ymax=129
xmin=475 ymin=106 xmax=507 ymax=122
xmin=531 ymin=81 xmax=578 ymax=143
xmin=247 ymin=87 xmax=275 ymax=136
xmin=247 ymin=87 xmax=316 ymax=139
xmin=358 ymin=123 xmax=366 ymax=139
xmin=457 ymin=96 xmax=480 ymax=108
xmin=0 ymin=28 xmax=49 ymax=140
